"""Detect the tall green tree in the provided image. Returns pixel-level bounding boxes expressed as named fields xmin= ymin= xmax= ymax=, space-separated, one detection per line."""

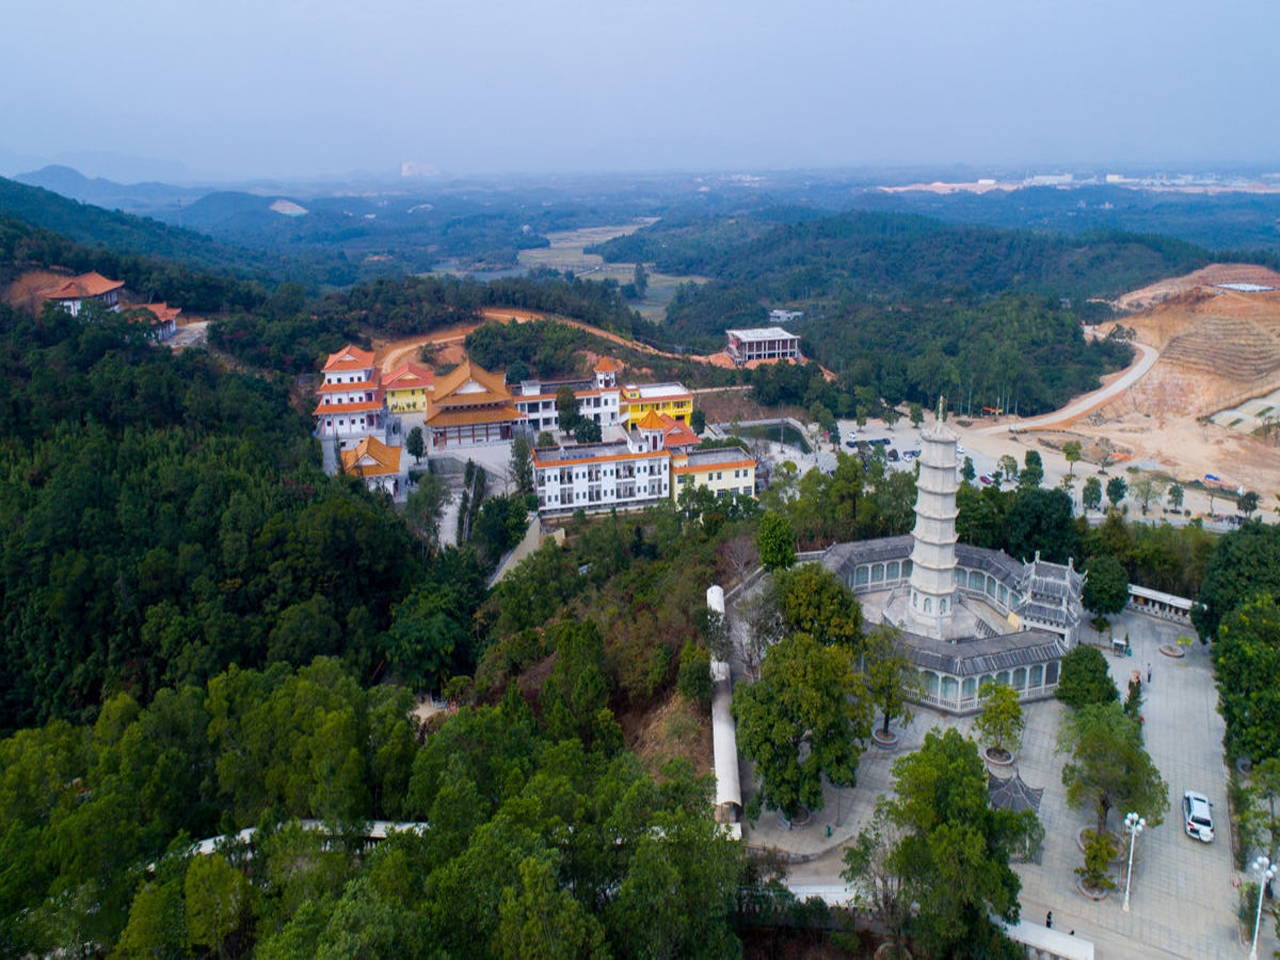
xmin=862 ymin=625 xmax=920 ymax=738
xmin=1056 ymin=645 xmax=1119 ymax=710
xmin=1083 ymin=475 xmax=1103 ymax=513
xmin=405 ymin=425 xmax=425 ymax=464
xmin=1018 ymin=450 xmax=1044 ymax=490
xmin=1058 ymin=701 xmax=1168 ymax=836
xmin=774 ymin=563 xmax=863 ymax=648
xmin=756 ymin=511 xmax=796 ymax=572
xmin=883 ymin=728 xmax=1038 ymax=959
xmin=1106 ymin=475 xmax=1128 ymax=508
xmin=555 ymin=386 xmax=582 ymax=436
xmin=732 ymin=633 xmax=870 ymax=819
xmin=1006 ymin=487 xmax=1076 ymax=562
xmin=1082 ymin=553 xmax=1130 ymax=615
xmin=1063 ymin=440 xmax=1082 ymax=475
xmin=1193 ymin=522 xmax=1280 ymax=639
xmin=509 ymin=433 xmax=535 ymax=498
xmin=1212 ymin=596 xmax=1280 ymax=763
xmin=974 ymin=681 xmax=1024 ymax=759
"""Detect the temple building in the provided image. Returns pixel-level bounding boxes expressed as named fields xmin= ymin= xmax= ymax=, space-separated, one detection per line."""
xmin=423 ymin=361 xmax=524 ymax=448
xmin=340 ymin=436 xmax=402 ymax=497
xmin=40 ymin=271 xmax=124 ymax=316
xmin=823 ymin=404 xmax=1084 ymax=714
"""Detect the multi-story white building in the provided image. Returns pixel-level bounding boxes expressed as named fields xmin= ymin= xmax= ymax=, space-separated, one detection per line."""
xmin=314 ymin=344 xmax=390 ymax=445
xmin=513 ymin=357 xmax=625 ymax=434
xmin=724 ymin=327 xmax=802 ymax=365
xmin=672 ymin=446 xmax=758 ymax=500
xmin=533 ymin=437 xmax=670 ymax=515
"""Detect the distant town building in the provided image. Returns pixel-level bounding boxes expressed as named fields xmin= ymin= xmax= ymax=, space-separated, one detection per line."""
xmin=340 ymin=435 xmax=402 ymax=497
xmin=724 ymin=327 xmax=802 ymax=365
xmin=423 ymin=360 xmax=524 ymax=447
xmin=383 ymin=361 xmax=434 ymax=414
xmin=314 ymin=344 xmax=390 ymax=445
xmin=768 ymin=309 xmax=804 ymax=324
xmin=40 ymin=271 xmax=124 ymax=316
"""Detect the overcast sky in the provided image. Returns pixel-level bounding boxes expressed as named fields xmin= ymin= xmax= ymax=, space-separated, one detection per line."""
xmin=4 ymin=0 xmax=1278 ymax=182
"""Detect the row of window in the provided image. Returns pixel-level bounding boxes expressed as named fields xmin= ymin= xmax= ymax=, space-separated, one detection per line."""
xmin=325 ymin=374 xmax=372 ymax=385
xmin=920 ymin=661 xmax=1060 ymax=702
xmin=851 ymin=562 xmax=1014 ymax=611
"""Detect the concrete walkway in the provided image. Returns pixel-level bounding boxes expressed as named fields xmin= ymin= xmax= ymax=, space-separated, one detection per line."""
xmin=744 ymin=611 xmax=1271 ymax=959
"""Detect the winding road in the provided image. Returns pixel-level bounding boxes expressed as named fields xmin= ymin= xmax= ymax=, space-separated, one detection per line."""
xmin=979 ymin=340 xmax=1159 ymax=435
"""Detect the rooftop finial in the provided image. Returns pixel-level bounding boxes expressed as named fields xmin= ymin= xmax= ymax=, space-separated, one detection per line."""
xmin=937 ymin=395 xmax=946 ymax=422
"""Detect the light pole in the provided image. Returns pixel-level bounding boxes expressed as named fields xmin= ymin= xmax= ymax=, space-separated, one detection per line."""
xmin=1122 ymin=811 xmax=1145 ymax=913
xmin=1250 ymin=855 xmax=1278 ymax=960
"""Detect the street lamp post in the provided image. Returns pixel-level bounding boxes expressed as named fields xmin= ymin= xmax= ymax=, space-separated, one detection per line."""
xmin=1250 ymin=855 xmax=1278 ymax=960
xmin=1122 ymin=811 xmax=1146 ymax=913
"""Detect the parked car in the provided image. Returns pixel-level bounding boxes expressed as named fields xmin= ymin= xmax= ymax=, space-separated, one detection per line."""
xmin=902 ymin=449 xmax=920 ymax=460
xmin=1183 ymin=790 xmax=1215 ymax=842
xmin=845 ymin=439 xmax=858 ymax=448
xmin=979 ymin=475 xmax=993 ymax=486
xmin=887 ymin=448 xmax=899 ymax=462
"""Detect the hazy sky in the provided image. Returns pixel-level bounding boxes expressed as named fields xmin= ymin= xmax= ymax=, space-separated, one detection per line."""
xmin=4 ymin=0 xmax=1278 ymax=182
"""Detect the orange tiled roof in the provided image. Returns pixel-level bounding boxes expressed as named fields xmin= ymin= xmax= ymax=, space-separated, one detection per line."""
xmin=313 ymin=399 xmax=384 ymax=416
xmin=431 ymin=360 xmax=510 ymax=405
xmin=316 ymin=378 xmax=380 ymax=394
xmin=594 ymin=356 xmax=623 ymax=373
xmin=322 ymin=344 xmax=376 ymax=372
xmin=128 ymin=302 xmax=182 ymax=323
xmin=661 ymin=415 xmax=700 ymax=448
xmin=340 ymin=436 xmax=401 ymax=477
xmin=384 ymin=361 xmax=434 ymax=391
xmin=40 ymin=271 xmax=124 ymax=300
xmin=636 ymin=409 xmax=666 ymax=431
xmin=424 ymin=403 xmax=525 ymax=428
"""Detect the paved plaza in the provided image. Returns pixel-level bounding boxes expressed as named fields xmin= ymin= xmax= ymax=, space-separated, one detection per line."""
xmin=741 ymin=610 xmax=1272 ymax=959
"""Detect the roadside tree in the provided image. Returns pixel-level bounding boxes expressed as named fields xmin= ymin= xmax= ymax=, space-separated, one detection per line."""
xmin=960 ymin=456 xmax=976 ymax=484
xmin=732 ymin=633 xmax=870 ymax=820
xmin=1167 ymin=482 xmax=1185 ymax=512
xmin=1083 ymin=476 xmax=1103 ymax=514
xmin=1106 ymin=475 xmax=1128 ymax=509
xmin=1193 ymin=521 xmax=1280 ymax=639
xmin=508 ymin=434 xmax=534 ymax=497
xmin=998 ymin=454 xmax=1019 ymax=483
xmin=1063 ymin=440 xmax=1082 ymax=475
xmin=1130 ymin=474 xmax=1166 ymax=516
xmin=1239 ymin=491 xmax=1260 ymax=518
xmin=908 ymin=403 xmax=924 ymax=429
xmin=1018 ymin=450 xmax=1044 ymax=490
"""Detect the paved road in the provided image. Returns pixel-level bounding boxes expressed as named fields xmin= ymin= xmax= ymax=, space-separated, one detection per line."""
xmin=980 ymin=341 xmax=1159 ymax=435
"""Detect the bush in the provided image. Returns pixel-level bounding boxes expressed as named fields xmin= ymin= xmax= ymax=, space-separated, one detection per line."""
xmin=1056 ymin=645 xmax=1119 ymax=710
xmin=1076 ymin=829 xmax=1118 ymax=892
xmin=676 ymin=642 xmax=714 ymax=707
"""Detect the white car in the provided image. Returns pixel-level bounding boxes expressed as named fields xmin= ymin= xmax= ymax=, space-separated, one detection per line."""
xmin=1183 ymin=790 xmax=1215 ymax=842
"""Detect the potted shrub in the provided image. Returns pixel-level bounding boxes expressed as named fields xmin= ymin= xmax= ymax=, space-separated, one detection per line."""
xmin=975 ymin=680 xmax=1024 ymax=764
xmin=1076 ymin=829 xmax=1117 ymax=898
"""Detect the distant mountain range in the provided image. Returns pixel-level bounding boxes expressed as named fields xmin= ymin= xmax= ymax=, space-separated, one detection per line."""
xmin=13 ymin=165 xmax=204 ymax=217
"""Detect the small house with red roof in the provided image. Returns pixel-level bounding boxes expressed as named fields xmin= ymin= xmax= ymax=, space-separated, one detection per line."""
xmin=40 ymin=271 xmax=124 ymax=316
xmin=340 ymin=436 xmax=403 ymax=496
xmin=314 ymin=344 xmax=389 ymax=444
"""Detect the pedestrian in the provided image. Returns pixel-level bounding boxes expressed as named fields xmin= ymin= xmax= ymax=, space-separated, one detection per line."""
xmin=1046 ymin=910 xmax=1053 ymax=929
xmin=1147 ymin=662 xmax=1152 ymax=684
